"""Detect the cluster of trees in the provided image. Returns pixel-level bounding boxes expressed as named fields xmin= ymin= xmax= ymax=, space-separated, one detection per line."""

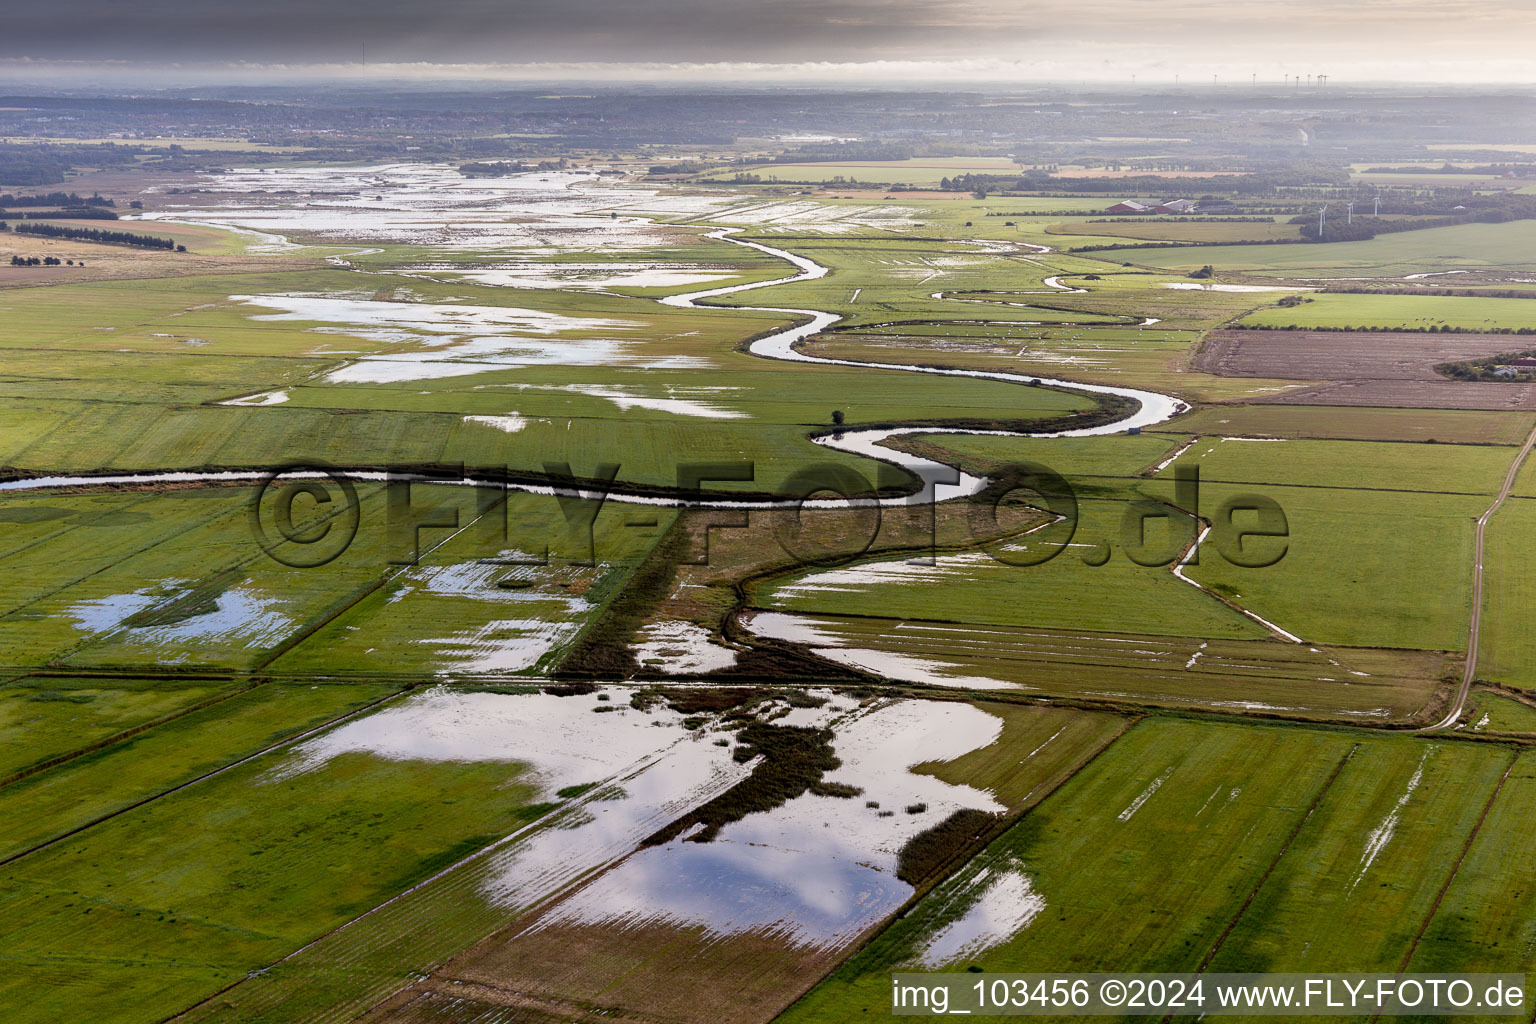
xmin=647 ymin=160 xmax=710 ymax=175
xmin=0 ymin=143 xmax=145 ymax=185
xmin=1437 ymin=348 xmax=1536 ymax=380
xmin=9 ymin=255 xmax=81 ymax=267
xmin=1363 ymin=163 xmax=1536 ymax=177
xmin=1318 ymin=285 xmax=1536 ymax=299
xmin=1238 ymin=322 xmax=1536 ymax=334
xmin=457 ymin=159 xmax=567 ymax=176
xmin=0 ymin=208 xmax=118 ymax=220
xmin=0 ymin=191 xmax=112 ymax=207
xmin=8 ymin=222 xmax=182 ymax=250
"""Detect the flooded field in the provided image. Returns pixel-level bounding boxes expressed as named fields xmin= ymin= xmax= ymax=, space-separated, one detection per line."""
xmin=139 ymin=164 xmax=733 ymax=249
xmin=364 ymin=694 xmax=1104 ymax=1024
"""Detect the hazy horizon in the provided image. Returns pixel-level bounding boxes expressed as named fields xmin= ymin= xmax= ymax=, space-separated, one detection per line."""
xmin=2 ymin=58 xmax=1535 ymax=91
xmin=2 ymin=0 xmax=1534 ymax=88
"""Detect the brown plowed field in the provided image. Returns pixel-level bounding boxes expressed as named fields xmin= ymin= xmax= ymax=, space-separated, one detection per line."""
xmin=1196 ymin=330 xmax=1536 ymax=409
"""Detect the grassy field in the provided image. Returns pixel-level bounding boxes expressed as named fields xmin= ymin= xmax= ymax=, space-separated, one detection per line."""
xmin=755 ymin=247 xmax=1301 ymax=403
xmin=1165 ymin=436 xmax=1514 ymax=494
xmin=271 ymin=492 xmax=674 ymax=677
xmin=0 ymin=483 xmax=669 ymax=676
xmin=1101 ymin=219 xmax=1536 ymax=276
xmin=1238 ymin=292 xmax=1536 ymax=331
xmin=783 ymin=722 xmax=1525 ymax=1021
xmin=753 ymin=494 xmax=1272 ymax=642
xmin=1160 ymin=406 xmax=1536 ymax=445
xmin=1464 ymin=688 xmax=1536 ymax=733
xmin=1050 ymin=218 xmax=1302 ymax=244
xmin=780 ymin=719 xmax=1360 ymax=1018
xmin=1470 ymin=497 xmax=1536 ymax=690
xmin=3 ymin=684 xmax=825 ymax=1024
xmin=1205 ymin=739 xmax=1513 ymax=972
xmin=744 ymin=613 xmax=1444 ymax=720
xmin=804 ymin=332 xmax=1294 ymax=404
xmin=0 ymin=710 xmax=560 ymax=1024
xmin=900 ymin=431 xmax=1189 ymax=480
xmin=915 ymin=702 xmax=1128 ymax=809
xmin=0 ymin=675 xmax=239 ymax=781
xmin=1406 ymin=750 xmax=1536 ymax=1008
xmin=0 ymin=681 xmax=400 ymax=860
xmin=12 ymin=217 xmax=273 ymax=257
xmin=1188 ymin=483 xmax=1482 ymax=650
xmin=754 ymin=472 xmax=1481 ymax=653
xmin=0 ymin=260 xmax=1129 ymax=494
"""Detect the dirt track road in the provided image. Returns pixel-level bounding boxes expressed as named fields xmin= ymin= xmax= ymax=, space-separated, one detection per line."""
xmin=1422 ymin=419 xmax=1536 ymax=731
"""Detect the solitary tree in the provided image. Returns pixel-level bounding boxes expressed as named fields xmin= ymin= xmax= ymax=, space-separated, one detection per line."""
xmin=832 ymin=410 xmax=845 ymax=426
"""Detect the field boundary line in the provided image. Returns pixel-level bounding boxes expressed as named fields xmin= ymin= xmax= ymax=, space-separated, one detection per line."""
xmin=1192 ymin=741 xmax=1359 ymax=974
xmin=0 ymin=679 xmax=257 ymax=791
xmin=251 ymin=492 xmax=507 ymax=672
xmin=1167 ymin=516 xmax=1304 ymax=644
xmin=0 ymin=684 xmax=409 ymax=868
xmin=1392 ymin=749 xmax=1518 ymax=976
xmin=0 ymin=485 xmax=248 ymax=621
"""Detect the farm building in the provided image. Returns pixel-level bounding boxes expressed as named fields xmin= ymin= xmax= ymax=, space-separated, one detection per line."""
xmin=1105 ymin=200 xmax=1152 ymax=213
xmin=1154 ymin=198 xmax=1198 ymax=213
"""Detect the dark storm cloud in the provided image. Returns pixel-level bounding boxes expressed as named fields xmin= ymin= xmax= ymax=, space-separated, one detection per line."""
xmin=4 ymin=0 xmax=1532 ymax=73
xmin=0 ymin=0 xmax=976 ymax=63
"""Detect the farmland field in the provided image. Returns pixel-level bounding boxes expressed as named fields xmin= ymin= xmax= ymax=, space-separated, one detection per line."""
xmin=1050 ymin=218 xmax=1302 ymax=244
xmin=1238 ymin=292 xmax=1536 ymax=331
xmin=1100 ymin=219 xmax=1536 ymax=275
xmin=5 ymin=81 xmax=1536 ymax=1024
xmin=783 ymin=722 xmax=1527 ymax=1020
xmin=1159 ymin=405 xmax=1536 ymax=444
xmin=1194 ymin=328 xmax=1536 ymax=409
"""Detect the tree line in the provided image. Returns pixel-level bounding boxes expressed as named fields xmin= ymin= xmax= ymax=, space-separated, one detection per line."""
xmin=0 ymin=191 xmax=112 ymax=207
xmin=4 ymin=222 xmax=182 ymax=250
xmin=458 ymin=159 xmax=566 ymax=176
xmin=938 ymin=163 xmax=1354 ymax=196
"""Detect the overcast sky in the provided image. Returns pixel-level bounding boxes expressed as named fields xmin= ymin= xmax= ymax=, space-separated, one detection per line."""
xmin=2 ymin=0 xmax=1533 ymax=82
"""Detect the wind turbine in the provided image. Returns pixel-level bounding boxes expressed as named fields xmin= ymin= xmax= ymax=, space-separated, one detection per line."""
xmin=1373 ymin=194 xmax=1381 ymax=216
xmin=1318 ymin=204 xmax=1328 ymax=238
xmin=1346 ymin=200 xmax=1353 ymax=225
